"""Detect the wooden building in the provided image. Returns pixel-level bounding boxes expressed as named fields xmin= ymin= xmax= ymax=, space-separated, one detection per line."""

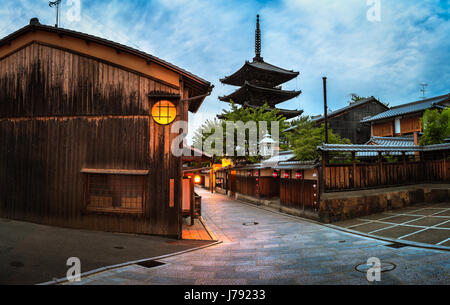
xmin=361 ymin=94 xmax=450 ymax=138
xmin=286 ymin=96 xmax=388 ymax=144
xmin=0 ymin=19 xmax=212 ymax=237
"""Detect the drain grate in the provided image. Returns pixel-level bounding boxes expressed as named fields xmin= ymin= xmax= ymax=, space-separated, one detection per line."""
xmin=355 ymin=261 xmax=396 ymax=273
xmin=136 ymin=260 xmax=165 ymax=269
xmin=243 ymin=222 xmax=259 ymax=226
xmin=385 ymin=242 xmax=408 ymax=249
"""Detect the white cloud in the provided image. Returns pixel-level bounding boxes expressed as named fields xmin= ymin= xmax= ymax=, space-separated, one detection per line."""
xmin=1 ymin=0 xmax=448 ymax=139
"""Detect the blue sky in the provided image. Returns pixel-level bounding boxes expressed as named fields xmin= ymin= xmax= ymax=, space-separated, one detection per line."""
xmin=0 ymin=0 xmax=449 ymax=140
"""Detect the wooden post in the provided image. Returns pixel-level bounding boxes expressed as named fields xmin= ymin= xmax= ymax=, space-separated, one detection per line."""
xmin=443 ymin=152 xmax=447 ymax=181
xmin=351 ymin=152 xmax=356 ymax=189
xmin=302 ymin=169 xmax=305 ymax=211
xmin=402 ymin=152 xmax=407 ymax=183
xmin=210 ymin=162 xmax=213 ymax=193
xmin=256 ymin=169 xmax=261 ymax=198
xmin=378 ymin=152 xmax=383 ymax=185
xmin=190 ymin=175 xmax=195 ymax=226
xmin=321 ymin=151 xmax=327 ymax=192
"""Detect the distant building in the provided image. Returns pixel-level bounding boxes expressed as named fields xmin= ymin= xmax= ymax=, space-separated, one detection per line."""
xmin=361 ymin=94 xmax=450 ymax=138
xmin=287 ymin=96 xmax=388 ymax=144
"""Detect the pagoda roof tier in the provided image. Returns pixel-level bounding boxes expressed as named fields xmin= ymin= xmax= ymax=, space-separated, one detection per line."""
xmin=220 ymin=60 xmax=299 ymax=87
xmin=218 ymin=82 xmax=301 ymax=107
xmin=217 ymin=103 xmax=303 ymax=120
xmin=243 ymin=103 xmax=303 ymax=119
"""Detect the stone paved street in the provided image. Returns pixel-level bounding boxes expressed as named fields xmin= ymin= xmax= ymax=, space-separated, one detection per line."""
xmin=71 ymin=188 xmax=450 ymax=285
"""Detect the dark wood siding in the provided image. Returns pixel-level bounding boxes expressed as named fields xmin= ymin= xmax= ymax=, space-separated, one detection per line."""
xmin=324 ymin=102 xmax=388 ymax=144
xmin=0 ymin=42 xmax=183 ymax=236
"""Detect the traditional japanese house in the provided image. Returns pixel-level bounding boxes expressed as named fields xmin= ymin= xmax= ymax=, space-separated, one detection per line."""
xmin=361 ymin=93 xmax=450 ymax=139
xmin=287 ymin=96 xmax=388 ymax=144
xmin=0 ymin=19 xmax=212 ymax=237
xmin=219 ymin=15 xmax=303 ymax=119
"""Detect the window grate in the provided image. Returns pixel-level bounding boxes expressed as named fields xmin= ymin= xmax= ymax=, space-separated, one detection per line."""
xmin=86 ymin=174 xmax=146 ymax=213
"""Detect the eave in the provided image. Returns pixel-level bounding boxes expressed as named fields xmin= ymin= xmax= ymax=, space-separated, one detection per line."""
xmin=218 ymin=82 xmax=301 ymax=107
xmin=220 ymin=60 xmax=299 ymax=87
xmin=0 ymin=19 xmax=212 ymax=113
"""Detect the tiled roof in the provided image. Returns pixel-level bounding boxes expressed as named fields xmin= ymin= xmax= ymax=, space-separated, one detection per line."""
xmin=361 ymin=94 xmax=450 ymax=123
xmin=317 ymin=143 xmax=450 ymax=152
xmin=367 ymin=136 xmax=414 ymax=146
xmin=220 ymin=60 xmax=299 ymax=87
xmin=311 ymin=97 xmax=386 ymax=122
xmin=249 ymin=60 xmax=299 ymax=75
xmin=274 ymin=160 xmax=319 ymax=170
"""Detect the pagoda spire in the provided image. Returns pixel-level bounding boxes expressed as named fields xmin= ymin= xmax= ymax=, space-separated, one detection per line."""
xmin=254 ymin=14 xmax=263 ymax=62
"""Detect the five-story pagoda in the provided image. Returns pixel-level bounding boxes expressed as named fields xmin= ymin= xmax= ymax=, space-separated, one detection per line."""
xmin=219 ymin=15 xmax=303 ymax=119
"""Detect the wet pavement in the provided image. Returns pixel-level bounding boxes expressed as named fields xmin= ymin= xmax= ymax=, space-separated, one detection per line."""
xmin=68 ymin=188 xmax=450 ymax=285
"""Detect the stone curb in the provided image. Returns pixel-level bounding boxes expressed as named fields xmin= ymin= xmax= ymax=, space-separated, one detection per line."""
xmin=38 ymin=239 xmax=223 ymax=285
xmin=199 ymin=216 xmax=218 ymax=241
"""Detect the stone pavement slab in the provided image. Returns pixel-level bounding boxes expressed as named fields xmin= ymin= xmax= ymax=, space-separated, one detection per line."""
xmin=334 ymin=202 xmax=450 ymax=246
xmin=0 ymin=218 xmax=212 ymax=285
xmin=68 ymin=189 xmax=450 ymax=285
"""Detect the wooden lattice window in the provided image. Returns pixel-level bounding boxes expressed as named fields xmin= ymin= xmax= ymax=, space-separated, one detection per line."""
xmin=82 ymin=169 xmax=148 ymax=214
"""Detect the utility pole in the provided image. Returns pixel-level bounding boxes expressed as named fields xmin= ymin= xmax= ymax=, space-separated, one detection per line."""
xmin=49 ymin=0 xmax=62 ymax=28
xmin=323 ymin=77 xmax=328 ymax=144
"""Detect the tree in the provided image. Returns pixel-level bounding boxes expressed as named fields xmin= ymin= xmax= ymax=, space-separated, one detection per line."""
xmin=192 ymin=118 xmax=224 ymax=163
xmin=419 ymin=108 xmax=450 ymax=145
xmin=288 ymin=118 xmax=351 ymax=161
xmin=192 ymin=102 xmax=289 ymax=163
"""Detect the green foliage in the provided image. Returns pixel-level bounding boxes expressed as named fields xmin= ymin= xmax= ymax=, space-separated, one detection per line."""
xmin=288 ymin=118 xmax=351 ymax=161
xmin=383 ymin=154 xmax=399 ymax=163
xmin=419 ymin=108 xmax=450 ymax=145
xmin=192 ymin=102 xmax=289 ymax=163
xmin=192 ymin=118 xmax=224 ymax=163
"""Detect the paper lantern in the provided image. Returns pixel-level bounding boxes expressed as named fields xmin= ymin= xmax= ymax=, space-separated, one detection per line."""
xmin=295 ymin=171 xmax=302 ymax=179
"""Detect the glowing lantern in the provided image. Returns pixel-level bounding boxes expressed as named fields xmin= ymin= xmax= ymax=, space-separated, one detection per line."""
xmin=295 ymin=171 xmax=302 ymax=179
xmin=272 ymin=170 xmax=279 ymax=178
xmin=284 ymin=172 xmax=290 ymax=179
xmin=194 ymin=175 xmax=201 ymax=184
xmin=247 ymin=170 xmax=252 ymax=176
xmin=151 ymin=100 xmax=177 ymax=125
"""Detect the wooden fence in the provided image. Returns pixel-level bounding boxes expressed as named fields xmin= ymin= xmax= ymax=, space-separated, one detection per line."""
xmin=323 ymin=159 xmax=449 ymax=192
xmin=280 ymin=179 xmax=317 ymax=210
xmin=234 ymin=176 xmax=280 ymax=198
